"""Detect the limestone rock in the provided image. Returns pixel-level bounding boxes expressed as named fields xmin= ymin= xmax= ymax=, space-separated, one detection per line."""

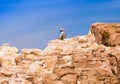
xmin=91 ymin=23 xmax=120 ymax=46
xmin=0 ymin=22 xmax=119 ymax=84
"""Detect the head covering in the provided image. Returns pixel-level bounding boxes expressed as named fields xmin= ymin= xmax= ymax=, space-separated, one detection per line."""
xmin=60 ymin=28 xmax=64 ymax=32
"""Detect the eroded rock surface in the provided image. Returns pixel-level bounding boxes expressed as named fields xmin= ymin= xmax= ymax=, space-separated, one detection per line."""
xmin=0 ymin=23 xmax=119 ymax=84
xmin=91 ymin=23 xmax=120 ymax=46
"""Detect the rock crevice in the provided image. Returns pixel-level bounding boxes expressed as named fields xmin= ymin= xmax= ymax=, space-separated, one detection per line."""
xmin=0 ymin=23 xmax=119 ymax=84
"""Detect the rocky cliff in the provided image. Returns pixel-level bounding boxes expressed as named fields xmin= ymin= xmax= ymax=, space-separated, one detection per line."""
xmin=0 ymin=23 xmax=120 ymax=84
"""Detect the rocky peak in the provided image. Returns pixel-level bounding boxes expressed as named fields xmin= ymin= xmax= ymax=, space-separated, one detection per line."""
xmin=91 ymin=22 xmax=120 ymax=46
xmin=0 ymin=23 xmax=119 ymax=84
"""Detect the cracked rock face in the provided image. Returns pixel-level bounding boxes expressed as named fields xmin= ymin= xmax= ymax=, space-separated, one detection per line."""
xmin=0 ymin=23 xmax=120 ymax=84
xmin=91 ymin=23 xmax=120 ymax=46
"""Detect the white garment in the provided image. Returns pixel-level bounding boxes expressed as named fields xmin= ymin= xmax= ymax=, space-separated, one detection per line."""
xmin=59 ymin=31 xmax=66 ymax=40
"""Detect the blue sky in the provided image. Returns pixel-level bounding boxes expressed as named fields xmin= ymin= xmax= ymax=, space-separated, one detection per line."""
xmin=0 ymin=0 xmax=120 ymax=50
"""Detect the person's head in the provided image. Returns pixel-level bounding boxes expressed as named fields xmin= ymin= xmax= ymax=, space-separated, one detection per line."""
xmin=60 ymin=29 xmax=64 ymax=32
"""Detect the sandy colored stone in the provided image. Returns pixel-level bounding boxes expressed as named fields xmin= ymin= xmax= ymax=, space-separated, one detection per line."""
xmin=0 ymin=22 xmax=119 ymax=84
xmin=91 ymin=23 xmax=120 ymax=46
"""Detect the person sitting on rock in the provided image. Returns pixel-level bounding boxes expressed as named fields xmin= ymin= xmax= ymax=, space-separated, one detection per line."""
xmin=58 ymin=29 xmax=66 ymax=40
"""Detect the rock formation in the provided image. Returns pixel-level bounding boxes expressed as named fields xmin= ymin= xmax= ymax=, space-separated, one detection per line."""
xmin=0 ymin=23 xmax=119 ymax=84
xmin=91 ymin=23 xmax=120 ymax=46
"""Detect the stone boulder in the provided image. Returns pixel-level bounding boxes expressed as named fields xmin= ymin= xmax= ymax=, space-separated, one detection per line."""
xmin=0 ymin=22 xmax=119 ymax=84
xmin=91 ymin=23 xmax=120 ymax=46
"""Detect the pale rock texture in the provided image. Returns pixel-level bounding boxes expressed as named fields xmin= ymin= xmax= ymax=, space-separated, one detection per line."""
xmin=0 ymin=23 xmax=119 ymax=84
xmin=91 ymin=23 xmax=120 ymax=46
